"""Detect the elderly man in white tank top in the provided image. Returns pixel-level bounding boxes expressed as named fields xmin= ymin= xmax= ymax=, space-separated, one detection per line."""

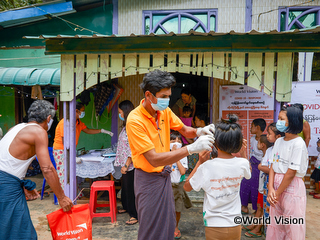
xmin=0 ymin=100 xmax=73 ymax=240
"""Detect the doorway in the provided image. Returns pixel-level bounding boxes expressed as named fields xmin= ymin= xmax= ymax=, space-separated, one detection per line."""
xmin=170 ymin=73 xmax=209 ymax=119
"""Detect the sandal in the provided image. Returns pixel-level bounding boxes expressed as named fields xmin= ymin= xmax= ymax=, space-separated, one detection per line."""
xmin=126 ymin=217 xmax=138 ymax=225
xmin=242 ymin=225 xmax=252 ymax=231
xmin=309 ymin=191 xmax=319 ymax=196
xmin=244 ymin=231 xmax=262 ymax=238
xmin=174 ymin=229 xmax=181 ymax=239
xmin=313 ymin=194 xmax=320 ymax=199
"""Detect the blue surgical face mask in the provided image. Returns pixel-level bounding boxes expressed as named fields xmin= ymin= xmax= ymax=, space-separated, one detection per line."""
xmin=79 ymin=111 xmax=85 ymax=119
xmin=119 ymin=113 xmax=125 ymax=121
xmin=276 ymin=120 xmax=288 ymax=132
xmin=151 ymin=96 xmax=170 ymax=111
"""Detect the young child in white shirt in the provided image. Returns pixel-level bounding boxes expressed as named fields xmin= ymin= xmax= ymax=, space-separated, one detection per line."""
xmin=243 ymin=134 xmax=272 ymax=238
xmin=170 ymin=131 xmax=192 ymax=239
xmin=184 ymin=114 xmax=251 ymax=240
xmin=240 ymin=118 xmax=266 ymax=215
xmin=310 ymin=139 xmax=320 ymax=199
xmin=267 ymin=105 xmax=308 ymax=240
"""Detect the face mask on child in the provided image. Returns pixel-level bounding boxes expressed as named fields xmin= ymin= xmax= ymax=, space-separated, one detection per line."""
xmin=317 ymin=147 xmax=320 ymax=152
xmin=276 ymin=120 xmax=288 ymax=132
xmin=170 ymin=142 xmax=182 ymax=150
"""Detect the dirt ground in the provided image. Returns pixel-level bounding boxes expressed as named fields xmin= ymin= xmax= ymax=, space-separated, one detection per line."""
xmin=26 ymin=174 xmax=319 ymax=240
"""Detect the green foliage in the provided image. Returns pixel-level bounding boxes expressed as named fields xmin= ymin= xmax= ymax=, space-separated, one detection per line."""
xmin=0 ymin=0 xmax=43 ymax=12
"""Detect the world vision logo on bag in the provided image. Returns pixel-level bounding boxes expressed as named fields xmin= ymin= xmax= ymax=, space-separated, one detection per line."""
xmin=76 ymin=223 xmax=87 ymax=230
xmin=56 ymin=223 xmax=87 ymax=236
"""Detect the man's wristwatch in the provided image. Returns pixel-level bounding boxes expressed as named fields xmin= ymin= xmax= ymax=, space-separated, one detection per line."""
xmin=124 ymin=164 xmax=128 ymax=168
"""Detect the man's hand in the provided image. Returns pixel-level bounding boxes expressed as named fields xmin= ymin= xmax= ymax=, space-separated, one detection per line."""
xmin=186 ymin=135 xmax=215 ymax=155
xmin=24 ymin=188 xmax=40 ymax=201
xmin=59 ymin=196 xmax=74 ymax=212
xmin=101 ymin=129 xmax=114 ymax=137
xmin=196 ymin=124 xmax=215 ymax=137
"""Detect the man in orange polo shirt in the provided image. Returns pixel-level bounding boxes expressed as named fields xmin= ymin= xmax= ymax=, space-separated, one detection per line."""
xmin=126 ymin=70 xmax=215 ymax=240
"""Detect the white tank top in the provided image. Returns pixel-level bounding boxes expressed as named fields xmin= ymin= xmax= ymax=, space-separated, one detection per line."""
xmin=0 ymin=123 xmax=38 ymax=179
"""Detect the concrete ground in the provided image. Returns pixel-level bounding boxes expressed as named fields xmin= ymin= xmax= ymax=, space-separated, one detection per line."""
xmin=27 ymin=174 xmax=319 ymax=240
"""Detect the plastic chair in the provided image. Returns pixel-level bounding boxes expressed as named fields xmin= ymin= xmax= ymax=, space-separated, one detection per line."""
xmin=89 ymin=180 xmax=117 ymax=222
xmin=40 ymin=147 xmax=58 ymax=205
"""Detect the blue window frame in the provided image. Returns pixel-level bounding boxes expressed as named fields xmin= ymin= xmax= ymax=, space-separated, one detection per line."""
xmin=279 ymin=6 xmax=320 ymax=31
xmin=143 ymin=9 xmax=218 ymax=35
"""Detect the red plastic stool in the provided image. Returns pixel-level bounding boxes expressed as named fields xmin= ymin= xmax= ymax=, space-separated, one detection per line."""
xmin=89 ymin=181 xmax=117 ymax=222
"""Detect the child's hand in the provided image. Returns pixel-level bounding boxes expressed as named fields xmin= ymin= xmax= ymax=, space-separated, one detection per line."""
xmin=199 ymin=150 xmax=211 ymax=164
xmin=239 ymin=139 xmax=247 ymax=158
xmin=171 ymin=145 xmax=178 ymax=151
xmin=267 ymin=187 xmax=278 ymax=206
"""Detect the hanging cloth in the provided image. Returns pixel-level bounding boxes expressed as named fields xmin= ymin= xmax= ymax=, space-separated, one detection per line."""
xmin=31 ymin=85 xmax=43 ymax=100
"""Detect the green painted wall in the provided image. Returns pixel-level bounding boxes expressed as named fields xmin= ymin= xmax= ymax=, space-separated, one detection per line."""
xmin=0 ymin=48 xmax=60 ymax=68
xmin=76 ymin=93 xmax=112 ymax=150
xmin=0 ymin=87 xmax=15 ymax=134
xmin=0 ymin=5 xmax=113 ymax=47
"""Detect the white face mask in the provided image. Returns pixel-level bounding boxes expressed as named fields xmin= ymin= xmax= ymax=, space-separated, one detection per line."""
xmin=47 ymin=119 xmax=53 ymax=131
xmin=170 ymin=142 xmax=182 ymax=150
xmin=79 ymin=111 xmax=85 ymax=118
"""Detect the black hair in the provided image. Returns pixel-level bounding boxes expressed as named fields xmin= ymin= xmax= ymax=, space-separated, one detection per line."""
xmin=140 ymin=70 xmax=176 ymax=95
xmin=215 ymin=114 xmax=243 ymax=154
xmin=181 ymin=88 xmax=191 ymax=96
xmin=280 ymin=105 xmax=303 ymax=134
xmin=252 ymin=118 xmax=266 ymax=132
xmin=317 ymin=138 xmax=320 ymax=144
xmin=259 ymin=134 xmax=273 ymax=148
xmin=170 ymin=131 xmax=182 ymax=142
xmin=183 ymin=105 xmax=192 ymax=113
xmin=76 ymin=102 xmax=84 ymax=111
xmin=293 ymin=103 xmax=304 ymax=112
xmin=267 ymin=122 xmax=285 ymax=137
xmin=194 ymin=112 xmax=208 ymax=125
xmin=119 ymin=100 xmax=134 ymax=125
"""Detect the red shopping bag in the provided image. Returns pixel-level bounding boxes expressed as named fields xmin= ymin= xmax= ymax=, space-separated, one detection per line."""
xmin=47 ymin=204 xmax=92 ymax=240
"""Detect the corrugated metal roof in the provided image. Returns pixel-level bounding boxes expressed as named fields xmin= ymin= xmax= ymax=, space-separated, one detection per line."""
xmin=0 ymin=68 xmax=60 ymax=86
xmin=23 ymin=25 xmax=320 ymax=39
xmin=0 ymin=1 xmax=75 ymax=29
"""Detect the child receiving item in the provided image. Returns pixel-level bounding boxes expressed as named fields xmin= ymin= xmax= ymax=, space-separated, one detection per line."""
xmin=184 ymin=114 xmax=251 ymax=240
xmin=186 ymin=112 xmax=208 ymax=174
xmin=309 ymin=139 xmax=320 ymax=199
xmin=179 ymin=106 xmax=194 ymax=144
xmin=267 ymin=105 xmax=308 ymax=240
xmin=240 ymin=118 xmax=266 ymax=215
xmin=170 ymin=131 xmax=193 ymax=239
xmin=244 ymin=135 xmax=272 ymax=238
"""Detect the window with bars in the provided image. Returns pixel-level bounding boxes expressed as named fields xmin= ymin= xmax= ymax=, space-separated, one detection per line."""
xmin=279 ymin=6 xmax=320 ymax=31
xmin=143 ymin=9 xmax=217 ymax=35
xmin=279 ymin=7 xmax=320 ymax=81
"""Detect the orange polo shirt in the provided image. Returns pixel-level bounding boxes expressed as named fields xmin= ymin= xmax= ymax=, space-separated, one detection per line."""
xmin=53 ymin=118 xmax=87 ymax=150
xmin=126 ymin=99 xmax=184 ymax=173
